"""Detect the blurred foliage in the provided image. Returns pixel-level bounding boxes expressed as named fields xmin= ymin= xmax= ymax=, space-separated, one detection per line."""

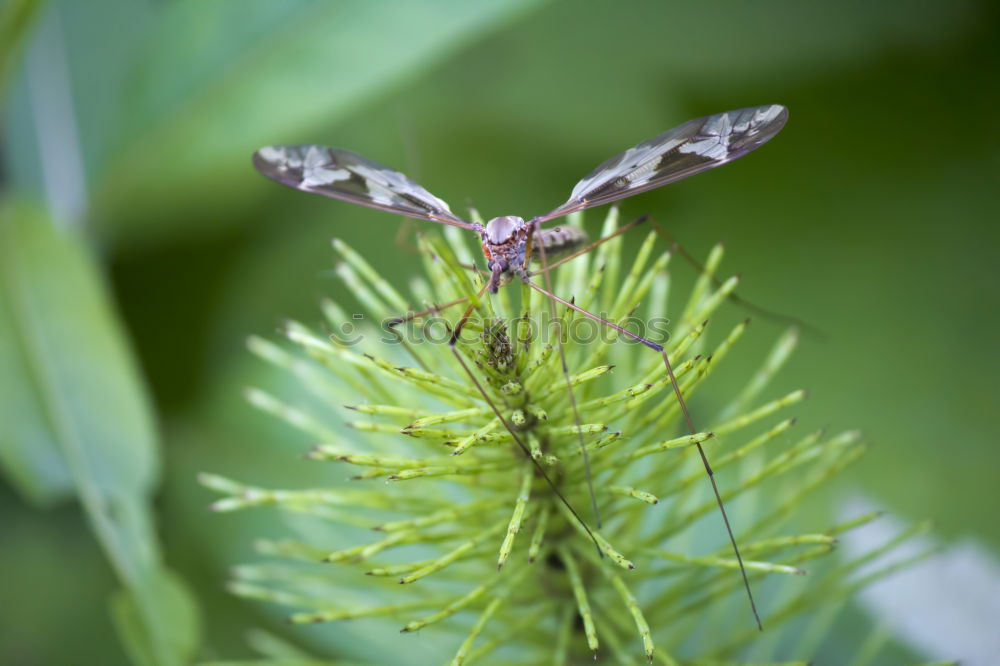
xmin=0 ymin=0 xmax=41 ymax=100
xmin=0 ymin=0 xmax=996 ymax=663
xmin=0 ymin=198 xmax=199 ymax=665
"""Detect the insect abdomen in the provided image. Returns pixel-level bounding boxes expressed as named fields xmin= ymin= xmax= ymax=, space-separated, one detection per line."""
xmin=533 ymin=226 xmax=588 ymax=262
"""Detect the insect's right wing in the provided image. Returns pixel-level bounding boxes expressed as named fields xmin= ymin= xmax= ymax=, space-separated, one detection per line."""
xmin=534 ymin=105 xmax=788 ymax=224
xmin=253 ymin=145 xmax=476 ymax=230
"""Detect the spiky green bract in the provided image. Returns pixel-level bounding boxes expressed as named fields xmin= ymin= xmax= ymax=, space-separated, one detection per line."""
xmin=202 ymin=209 xmax=917 ymax=665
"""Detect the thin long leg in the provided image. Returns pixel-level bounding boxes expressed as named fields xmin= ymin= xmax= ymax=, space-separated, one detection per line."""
xmin=529 ymin=214 xmax=649 ymax=277
xmin=532 ymin=231 xmax=602 ymax=529
xmin=523 ymin=276 xmax=763 ymax=631
xmin=659 ymin=347 xmax=762 ymax=631
xmin=385 ymin=295 xmax=472 ymax=372
xmin=386 ymin=295 xmax=471 ymax=328
xmin=446 ymin=275 xmax=603 ymax=556
xmin=529 ymin=211 xmax=816 ymax=345
xmin=383 ymin=324 xmax=430 ymax=372
xmin=646 ymin=217 xmax=825 ymax=339
xmin=443 ymin=264 xmax=497 ymax=345
xmin=522 ymin=278 xmax=663 ymax=351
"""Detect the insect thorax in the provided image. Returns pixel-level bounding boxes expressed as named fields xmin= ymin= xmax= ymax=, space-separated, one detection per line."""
xmin=482 ymin=216 xmax=529 ymax=274
xmin=481 ymin=217 xmax=589 ymax=284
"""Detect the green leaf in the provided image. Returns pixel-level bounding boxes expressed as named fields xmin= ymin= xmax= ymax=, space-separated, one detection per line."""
xmin=89 ymin=0 xmax=546 ymax=247
xmin=0 ymin=198 xmax=199 ymax=664
xmin=111 ymin=569 xmax=201 ymax=666
xmin=0 ymin=197 xmax=156 ymax=503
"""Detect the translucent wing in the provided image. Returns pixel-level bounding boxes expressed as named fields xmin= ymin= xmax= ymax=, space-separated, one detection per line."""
xmin=535 ymin=105 xmax=788 ymax=224
xmin=253 ymin=145 xmax=476 ymax=229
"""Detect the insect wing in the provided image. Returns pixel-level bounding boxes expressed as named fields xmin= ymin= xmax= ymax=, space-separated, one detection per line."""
xmin=253 ymin=145 xmax=475 ymax=229
xmin=535 ymin=104 xmax=788 ymax=224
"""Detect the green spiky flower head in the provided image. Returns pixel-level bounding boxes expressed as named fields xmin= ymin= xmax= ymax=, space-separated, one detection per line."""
xmin=202 ymin=209 xmax=899 ymax=665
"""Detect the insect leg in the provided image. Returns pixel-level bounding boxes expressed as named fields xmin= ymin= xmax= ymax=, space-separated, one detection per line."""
xmin=532 ymin=232 xmax=602 ymax=529
xmin=446 ymin=273 xmax=603 ymax=557
xmin=523 ymin=277 xmax=763 ymax=630
xmin=529 ymin=214 xmax=649 ymax=277
xmin=522 ymin=278 xmax=662 ymax=350
xmin=381 ymin=295 xmax=475 ymax=372
xmin=646 ymin=217 xmax=824 ymax=339
xmin=386 ymin=295 xmax=472 ymax=328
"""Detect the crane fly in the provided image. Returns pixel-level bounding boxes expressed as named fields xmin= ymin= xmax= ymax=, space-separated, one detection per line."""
xmin=254 ymin=104 xmax=789 ymax=631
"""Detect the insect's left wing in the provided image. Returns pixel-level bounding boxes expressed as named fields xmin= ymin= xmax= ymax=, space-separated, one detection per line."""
xmin=534 ymin=104 xmax=788 ymax=224
xmin=253 ymin=145 xmax=476 ymax=229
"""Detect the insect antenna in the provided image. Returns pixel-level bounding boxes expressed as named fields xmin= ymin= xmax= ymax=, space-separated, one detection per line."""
xmin=522 ymin=274 xmax=763 ymax=631
xmin=532 ymin=230 xmax=602 ymax=529
xmin=445 ymin=273 xmax=604 ymax=558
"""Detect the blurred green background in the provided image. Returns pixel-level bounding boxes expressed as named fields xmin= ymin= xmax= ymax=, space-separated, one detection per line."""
xmin=1 ymin=0 xmax=997 ymax=664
